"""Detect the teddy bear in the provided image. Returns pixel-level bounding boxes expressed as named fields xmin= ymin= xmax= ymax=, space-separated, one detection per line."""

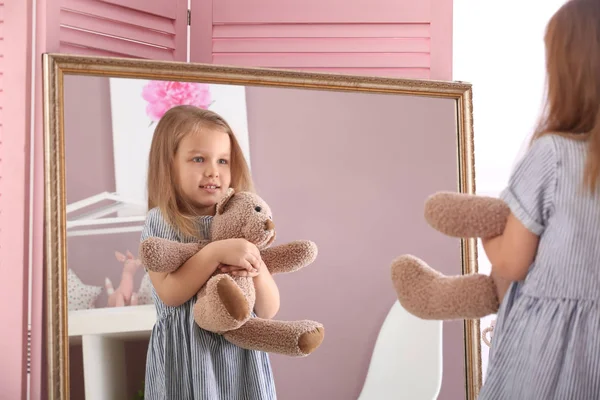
xmin=139 ymin=188 xmax=325 ymax=357
xmin=389 ymin=191 xmax=511 ymax=320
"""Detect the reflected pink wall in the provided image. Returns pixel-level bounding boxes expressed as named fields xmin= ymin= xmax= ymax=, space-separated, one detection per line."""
xmin=64 ymin=76 xmax=115 ymax=200
xmin=246 ymin=86 xmax=465 ymax=400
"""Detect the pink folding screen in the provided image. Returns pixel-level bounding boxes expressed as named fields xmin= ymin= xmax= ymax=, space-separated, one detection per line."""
xmin=59 ymin=0 xmax=188 ymax=61
xmin=2 ymin=1 xmax=33 ymax=398
xmin=191 ymin=0 xmax=452 ymax=79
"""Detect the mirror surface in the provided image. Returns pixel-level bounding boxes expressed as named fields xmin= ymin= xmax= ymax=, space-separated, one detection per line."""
xmin=45 ymin=54 xmax=479 ymax=400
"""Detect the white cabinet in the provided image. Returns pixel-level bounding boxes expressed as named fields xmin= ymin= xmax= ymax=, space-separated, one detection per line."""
xmin=68 ymin=305 xmax=156 ymax=400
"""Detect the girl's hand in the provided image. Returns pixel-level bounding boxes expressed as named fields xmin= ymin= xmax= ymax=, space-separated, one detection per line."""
xmin=220 ymin=265 xmax=260 ymax=277
xmin=219 ymin=258 xmax=265 ymax=277
xmin=206 ymin=238 xmax=261 ymax=272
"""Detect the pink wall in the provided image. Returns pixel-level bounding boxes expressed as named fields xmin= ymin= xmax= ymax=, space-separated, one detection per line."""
xmin=246 ymin=86 xmax=465 ymax=399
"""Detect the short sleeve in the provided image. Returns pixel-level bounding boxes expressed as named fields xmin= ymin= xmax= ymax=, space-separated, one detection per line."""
xmin=140 ymin=208 xmax=179 ymax=242
xmin=499 ymin=135 xmax=558 ymax=235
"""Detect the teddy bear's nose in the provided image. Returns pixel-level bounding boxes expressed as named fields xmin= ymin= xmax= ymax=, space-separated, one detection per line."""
xmin=265 ymin=219 xmax=275 ymax=231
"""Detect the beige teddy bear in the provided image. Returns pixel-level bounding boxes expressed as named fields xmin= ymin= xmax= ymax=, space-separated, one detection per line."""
xmin=140 ymin=188 xmax=324 ymax=357
xmin=390 ymin=192 xmax=511 ymax=320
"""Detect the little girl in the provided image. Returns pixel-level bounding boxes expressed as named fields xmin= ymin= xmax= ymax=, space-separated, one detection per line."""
xmin=141 ymin=105 xmax=279 ymax=399
xmin=479 ymin=0 xmax=600 ymax=398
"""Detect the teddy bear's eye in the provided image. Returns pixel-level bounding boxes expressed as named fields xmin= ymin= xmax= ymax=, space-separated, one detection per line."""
xmin=254 ymin=206 xmax=262 ymax=212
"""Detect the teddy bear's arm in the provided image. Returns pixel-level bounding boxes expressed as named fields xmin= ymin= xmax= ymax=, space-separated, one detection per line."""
xmin=260 ymin=240 xmax=318 ymax=275
xmin=390 ymin=192 xmax=512 ymax=321
xmin=424 ymin=192 xmax=510 ymax=239
xmin=425 ymin=192 xmax=513 ymax=305
xmin=139 ymin=237 xmax=207 ymax=273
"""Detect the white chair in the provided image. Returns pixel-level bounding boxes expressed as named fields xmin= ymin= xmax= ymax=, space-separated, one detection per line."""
xmin=358 ymin=300 xmax=443 ymax=400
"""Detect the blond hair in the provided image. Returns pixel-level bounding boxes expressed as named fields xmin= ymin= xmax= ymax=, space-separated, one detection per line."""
xmin=532 ymin=0 xmax=600 ymax=193
xmin=147 ymin=105 xmax=254 ymax=237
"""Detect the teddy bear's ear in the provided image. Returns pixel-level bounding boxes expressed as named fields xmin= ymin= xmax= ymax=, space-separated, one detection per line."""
xmin=216 ymin=188 xmax=235 ymax=215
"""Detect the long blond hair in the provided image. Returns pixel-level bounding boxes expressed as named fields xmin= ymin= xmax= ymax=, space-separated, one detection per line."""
xmin=147 ymin=105 xmax=254 ymax=237
xmin=532 ymin=0 xmax=600 ymax=193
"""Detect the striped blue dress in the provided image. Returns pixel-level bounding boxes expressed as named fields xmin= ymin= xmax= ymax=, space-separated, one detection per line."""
xmin=141 ymin=208 xmax=277 ymax=400
xmin=479 ymin=135 xmax=600 ymax=399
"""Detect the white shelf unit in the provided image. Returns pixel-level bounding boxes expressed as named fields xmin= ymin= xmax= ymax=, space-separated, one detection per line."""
xmin=66 ymin=191 xmax=147 ymax=237
xmin=69 ymin=305 xmax=156 ymax=400
xmin=67 ymin=192 xmax=152 ymax=399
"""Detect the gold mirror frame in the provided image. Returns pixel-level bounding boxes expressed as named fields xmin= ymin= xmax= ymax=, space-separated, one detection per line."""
xmin=42 ymin=52 xmax=481 ymax=400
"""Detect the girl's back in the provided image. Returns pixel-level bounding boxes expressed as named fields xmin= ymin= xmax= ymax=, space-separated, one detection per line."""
xmin=480 ymin=134 xmax=600 ymax=399
xmin=523 ymin=135 xmax=600 ymax=300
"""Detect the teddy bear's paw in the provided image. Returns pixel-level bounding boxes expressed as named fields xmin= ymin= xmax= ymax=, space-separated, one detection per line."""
xmin=194 ymin=275 xmax=252 ymax=333
xmin=391 ymin=254 xmax=499 ymax=320
xmin=391 ymin=255 xmax=445 ymax=319
xmin=261 ymin=240 xmax=319 ymax=275
xmin=139 ymin=238 xmax=200 ymax=273
xmin=298 ymin=324 xmax=325 ymax=355
xmin=298 ymin=240 xmax=319 ymax=264
xmin=424 ymin=192 xmax=509 ymax=239
xmin=217 ymin=276 xmax=252 ymax=323
xmin=223 ymin=318 xmax=324 ymax=357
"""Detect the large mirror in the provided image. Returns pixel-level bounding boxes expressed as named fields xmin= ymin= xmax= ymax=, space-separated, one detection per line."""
xmin=43 ymin=54 xmax=480 ymax=400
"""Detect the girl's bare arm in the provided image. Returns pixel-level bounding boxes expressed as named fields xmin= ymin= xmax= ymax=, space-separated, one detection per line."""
xmin=149 ymin=247 xmax=220 ymax=307
xmin=253 ymin=266 xmax=280 ymax=319
xmin=482 ymin=213 xmax=540 ymax=282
